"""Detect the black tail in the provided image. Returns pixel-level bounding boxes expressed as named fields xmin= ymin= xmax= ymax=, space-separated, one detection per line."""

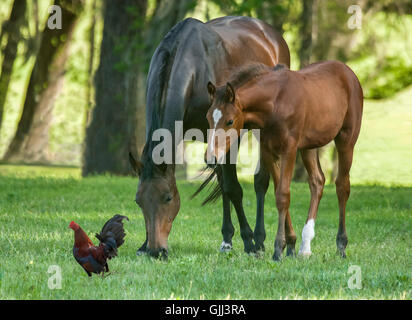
xmin=96 ymin=215 xmax=129 ymax=259
xmin=190 ymin=165 xmax=222 ymax=205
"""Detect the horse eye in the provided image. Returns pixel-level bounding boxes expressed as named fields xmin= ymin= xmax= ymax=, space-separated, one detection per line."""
xmin=165 ymin=195 xmax=173 ymax=203
xmin=226 ymin=119 xmax=234 ymax=126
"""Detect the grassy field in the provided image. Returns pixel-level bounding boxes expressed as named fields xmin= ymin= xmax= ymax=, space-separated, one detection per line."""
xmin=0 ymin=165 xmax=410 ymax=299
xmin=0 ymin=86 xmax=411 ymax=300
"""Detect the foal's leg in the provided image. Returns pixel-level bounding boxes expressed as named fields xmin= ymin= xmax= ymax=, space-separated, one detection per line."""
xmin=266 ymin=157 xmax=297 ymax=257
xmin=217 ymin=166 xmax=235 ymax=252
xmin=273 ymin=148 xmax=297 ymax=261
xmin=221 ymin=162 xmax=255 ymax=254
xmin=334 ymin=138 xmax=355 ymax=258
xmin=253 ymin=159 xmax=270 ymax=252
xmin=298 ymin=149 xmax=325 ymax=256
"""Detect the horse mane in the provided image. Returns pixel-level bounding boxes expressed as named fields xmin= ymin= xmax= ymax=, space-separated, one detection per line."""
xmin=228 ymin=63 xmax=286 ymax=89
xmin=141 ymin=19 xmax=198 ymax=179
xmin=141 ymin=18 xmax=223 ymax=205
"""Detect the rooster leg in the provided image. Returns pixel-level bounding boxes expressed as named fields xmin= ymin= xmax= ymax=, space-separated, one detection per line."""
xmin=105 ymin=263 xmax=109 ymax=272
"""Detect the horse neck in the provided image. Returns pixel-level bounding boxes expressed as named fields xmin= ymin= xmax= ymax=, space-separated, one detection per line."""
xmin=238 ymin=81 xmax=275 ymax=128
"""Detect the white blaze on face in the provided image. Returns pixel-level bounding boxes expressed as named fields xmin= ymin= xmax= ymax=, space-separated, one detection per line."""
xmin=210 ymin=108 xmax=222 ymax=153
xmin=299 ymin=218 xmax=315 ymax=256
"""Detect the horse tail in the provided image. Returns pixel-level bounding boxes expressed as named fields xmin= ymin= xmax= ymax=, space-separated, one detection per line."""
xmin=190 ymin=165 xmax=222 ymax=205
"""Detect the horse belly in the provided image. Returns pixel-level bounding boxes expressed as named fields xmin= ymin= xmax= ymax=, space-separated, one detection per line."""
xmin=299 ymin=101 xmax=347 ymax=149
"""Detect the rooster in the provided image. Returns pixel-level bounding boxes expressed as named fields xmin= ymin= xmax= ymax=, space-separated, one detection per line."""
xmin=69 ymin=215 xmax=129 ymax=277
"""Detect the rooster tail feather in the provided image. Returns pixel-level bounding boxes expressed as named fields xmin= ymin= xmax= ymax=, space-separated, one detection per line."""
xmin=96 ymin=215 xmax=129 ymax=257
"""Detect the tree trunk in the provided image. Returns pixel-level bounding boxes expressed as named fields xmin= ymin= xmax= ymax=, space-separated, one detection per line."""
xmin=293 ymin=0 xmax=315 ymax=182
xmin=298 ymin=0 xmax=314 ymax=68
xmin=2 ymin=1 xmax=79 ymax=163
xmin=255 ymin=1 xmax=288 ymax=34
xmin=82 ymin=0 xmax=195 ymax=176
xmin=82 ymin=0 xmax=147 ymax=175
xmin=85 ymin=0 xmax=96 ymax=126
xmin=0 ymin=0 xmax=27 ymax=134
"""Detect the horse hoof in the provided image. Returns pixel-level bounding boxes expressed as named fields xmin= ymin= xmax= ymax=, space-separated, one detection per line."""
xmin=255 ymin=243 xmax=265 ymax=252
xmin=244 ymin=246 xmax=257 ymax=254
xmin=298 ymin=250 xmax=312 ymax=258
xmin=136 ymin=249 xmax=147 ymax=256
xmin=220 ymin=241 xmax=233 ymax=252
xmin=272 ymin=253 xmax=282 ymax=262
xmin=337 ymin=250 xmax=347 ymax=258
xmin=286 ymin=247 xmax=296 ymax=257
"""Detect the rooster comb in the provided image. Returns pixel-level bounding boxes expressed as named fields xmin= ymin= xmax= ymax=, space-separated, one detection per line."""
xmin=69 ymin=221 xmax=79 ymax=230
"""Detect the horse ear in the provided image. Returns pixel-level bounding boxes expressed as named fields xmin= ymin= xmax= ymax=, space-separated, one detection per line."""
xmin=207 ymin=81 xmax=216 ymax=102
xmin=129 ymin=152 xmax=143 ymax=175
xmin=226 ymin=82 xmax=235 ymax=103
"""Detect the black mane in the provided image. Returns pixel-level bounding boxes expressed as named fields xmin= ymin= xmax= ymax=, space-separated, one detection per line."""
xmin=141 ymin=18 xmax=202 ymax=179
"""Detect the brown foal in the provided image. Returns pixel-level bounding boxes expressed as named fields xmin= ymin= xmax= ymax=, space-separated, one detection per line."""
xmin=205 ymin=61 xmax=363 ymax=261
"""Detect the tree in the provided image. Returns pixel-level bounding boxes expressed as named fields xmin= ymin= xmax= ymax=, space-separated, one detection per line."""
xmin=298 ymin=0 xmax=314 ymax=68
xmin=292 ymin=0 xmax=315 ymax=182
xmin=0 ymin=0 xmax=27 ymax=133
xmin=213 ymin=0 xmax=292 ymax=34
xmin=2 ymin=0 xmax=82 ymax=163
xmin=82 ymin=0 xmax=195 ymax=176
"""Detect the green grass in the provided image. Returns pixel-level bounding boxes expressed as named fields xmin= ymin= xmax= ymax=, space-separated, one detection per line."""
xmin=350 ymin=85 xmax=412 ymax=185
xmin=0 ymin=165 xmax=411 ymax=299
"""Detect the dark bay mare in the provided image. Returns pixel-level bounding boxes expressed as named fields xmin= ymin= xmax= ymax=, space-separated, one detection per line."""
xmin=205 ymin=61 xmax=363 ymax=261
xmin=128 ymin=16 xmax=291 ymax=258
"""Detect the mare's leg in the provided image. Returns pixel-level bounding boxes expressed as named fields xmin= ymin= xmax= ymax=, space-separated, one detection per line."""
xmin=298 ymin=149 xmax=325 ymax=256
xmin=273 ymin=147 xmax=297 ymax=261
xmin=221 ymin=162 xmax=255 ymax=254
xmin=334 ymin=135 xmax=355 ymax=258
xmin=217 ymin=166 xmax=235 ymax=252
xmin=253 ymin=159 xmax=270 ymax=252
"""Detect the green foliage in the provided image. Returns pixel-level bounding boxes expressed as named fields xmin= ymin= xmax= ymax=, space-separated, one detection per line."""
xmin=347 ymin=11 xmax=412 ymax=99
xmin=357 ymin=57 xmax=412 ymax=99
xmin=1 ymin=0 xmax=412 ymax=167
xmin=0 ymin=165 xmax=410 ymax=299
xmin=349 ymin=85 xmax=412 ymax=185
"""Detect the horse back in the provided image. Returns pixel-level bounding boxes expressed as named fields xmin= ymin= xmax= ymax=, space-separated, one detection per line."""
xmin=296 ymin=61 xmax=363 ymax=114
xmin=273 ymin=61 xmax=363 ymax=149
xmin=146 ymin=16 xmax=291 ymax=135
xmin=207 ymin=16 xmax=290 ymax=71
